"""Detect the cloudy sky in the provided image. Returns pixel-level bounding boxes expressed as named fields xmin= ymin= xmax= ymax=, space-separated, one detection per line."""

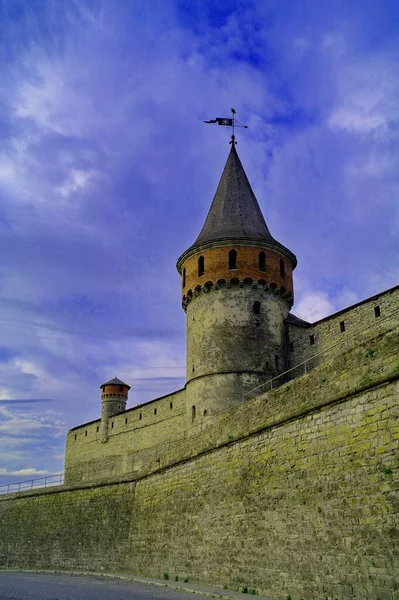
xmin=0 ymin=0 xmax=398 ymax=485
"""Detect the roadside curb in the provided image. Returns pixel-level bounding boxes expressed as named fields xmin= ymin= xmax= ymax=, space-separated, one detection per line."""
xmin=0 ymin=569 xmax=274 ymax=600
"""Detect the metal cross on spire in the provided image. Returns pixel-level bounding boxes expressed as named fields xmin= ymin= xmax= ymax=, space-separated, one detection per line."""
xmin=204 ymin=108 xmax=248 ymax=145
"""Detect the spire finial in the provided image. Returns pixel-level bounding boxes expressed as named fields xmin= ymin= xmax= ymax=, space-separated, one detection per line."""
xmin=203 ymin=108 xmax=247 ymax=144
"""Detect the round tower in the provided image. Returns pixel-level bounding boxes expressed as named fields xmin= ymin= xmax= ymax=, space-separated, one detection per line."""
xmin=176 ymin=143 xmax=296 ymax=421
xmin=100 ymin=376 xmax=130 ymax=442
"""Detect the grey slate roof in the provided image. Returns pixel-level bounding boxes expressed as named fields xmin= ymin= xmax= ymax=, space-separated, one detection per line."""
xmin=193 ymin=144 xmax=274 ymax=246
xmin=100 ymin=376 xmax=131 ymax=389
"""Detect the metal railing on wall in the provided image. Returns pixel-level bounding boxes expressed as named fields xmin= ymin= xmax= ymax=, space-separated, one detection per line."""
xmin=0 ymin=473 xmax=64 ymax=496
xmin=148 ymin=307 xmax=398 ymax=460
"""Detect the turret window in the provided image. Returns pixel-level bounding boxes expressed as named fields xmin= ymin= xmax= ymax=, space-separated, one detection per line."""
xmin=183 ymin=268 xmax=186 ymax=288
xmin=280 ymin=259 xmax=286 ymax=279
xmin=259 ymin=252 xmax=266 ymax=272
xmin=229 ymin=249 xmax=237 ymax=270
xmin=192 ymin=405 xmax=196 ymax=421
xmin=253 ymin=301 xmax=261 ymax=315
xmin=198 ymin=256 xmax=205 ymax=276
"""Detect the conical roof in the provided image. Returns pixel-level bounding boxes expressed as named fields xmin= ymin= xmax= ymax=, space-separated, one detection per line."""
xmin=177 ymin=143 xmax=296 ymax=270
xmin=194 ymin=144 xmax=273 ymax=246
xmin=100 ymin=377 xmax=131 ymax=390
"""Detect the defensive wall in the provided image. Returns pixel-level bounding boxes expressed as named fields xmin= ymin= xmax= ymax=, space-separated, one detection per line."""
xmin=287 ymin=284 xmax=399 ymax=368
xmin=65 ymin=388 xmax=186 ymax=485
xmin=1 ymin=323 xmax=398 ymax=600
xmin=64 ymin=285 xmax=399 ymax=487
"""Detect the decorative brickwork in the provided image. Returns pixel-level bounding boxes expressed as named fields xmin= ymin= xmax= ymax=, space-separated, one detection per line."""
xmin=181 ymin=245 xmax=294 ymax=304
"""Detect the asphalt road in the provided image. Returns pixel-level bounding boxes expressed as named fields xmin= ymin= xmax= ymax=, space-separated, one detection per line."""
xmin=0 ymin=572 xmax=208 ymax=600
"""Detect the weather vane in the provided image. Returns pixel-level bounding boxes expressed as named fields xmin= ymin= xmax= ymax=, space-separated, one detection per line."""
xmin=204 ymin=108 xmax=248 ymax=145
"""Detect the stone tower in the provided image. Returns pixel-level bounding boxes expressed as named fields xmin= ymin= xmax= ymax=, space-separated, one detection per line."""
xmin=100 ymin=376 xmax=130 ymax=441
xmin=176 ymin=143 xmax=296 ymax=420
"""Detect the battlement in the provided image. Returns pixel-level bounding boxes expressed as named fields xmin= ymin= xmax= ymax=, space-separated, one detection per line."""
xmin=183 ymin=275 xmax=293 ymax=309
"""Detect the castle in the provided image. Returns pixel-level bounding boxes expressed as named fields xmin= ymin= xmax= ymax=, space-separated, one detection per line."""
xmin=1 ymin=141 xmax=398 ymax=600
xmin=64 ymin=141 xmax=398 ymax=487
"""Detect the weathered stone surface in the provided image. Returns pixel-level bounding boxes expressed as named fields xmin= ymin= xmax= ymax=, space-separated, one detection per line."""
xmin=1 ymin=327 xmax=398 ymax=600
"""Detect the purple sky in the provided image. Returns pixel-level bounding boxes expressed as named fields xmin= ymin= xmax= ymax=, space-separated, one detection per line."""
xmin=0 ymin=0 xmax=398 ymax=484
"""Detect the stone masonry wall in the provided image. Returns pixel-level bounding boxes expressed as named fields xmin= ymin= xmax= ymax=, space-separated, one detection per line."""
xmin=65 ymin=388 xmax=186 ymax=485
xmin=0 ymin=483 xmax=135 ymax=571
xmin=287 ymin=284 xmax=399 ymax=370
xmin=1 ymin=326 xmax=397 ymax=600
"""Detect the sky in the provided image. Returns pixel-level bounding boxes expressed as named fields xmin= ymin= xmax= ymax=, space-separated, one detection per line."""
xmin=0 ymin=0 xmax=398 ymax=485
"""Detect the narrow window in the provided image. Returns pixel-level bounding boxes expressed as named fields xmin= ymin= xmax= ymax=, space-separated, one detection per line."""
xmin=183 ymin=268 xmax=186 ymax=288
xmin=203 ymin=409 xmax=208 ymax=417
xmin=74 ymin=434 xmax=77 ymax=441
xmin=309 ymin=334 xmax=315 ymax=345
xmin=192 ymin=364 xmax=195 ymax=372
xmin=85 ymin=430 xmax=87 ymax=437
xmin=192 ymin=405 xmax=196 ymax=421
xmin=280 ymin=259 xmax=286 ymax=279
xmin=275 ymin=355 xmax=280 ymax=370
xmin=139 ymin=412 xmax=142 ymax=420
xmin=154 ymin=408 xmax=157 ymax=415
xmin=289 ymin=342 xmax=294 ymax=351
xmin=96 ymin=426 xmax=99 ymax=432
xmin=253 ymin=301 xmax=261 ymax=315
xmin=118 ymin=404 xmax=121 ymax=410
xmin=119 ymin=385 xmax=123 ymax=392
xmin=170 ymin=401 xmax=173 ymax=409
xmin=111 ymin=422 xmax=114 ymax=429
xmin=229 ymin=249 xmax=237 ymax=270
xmin=198 ymin=256 xmax=204 ymax=276
xmin=340 ymin=321 xmax=345 ymax=332
xmin=374 ymin=306 xmax=380 ymax=318
xmin=259 ymin=251 xmax=266 ymax=272
xmin=125 ymin=417 xmax=128 ymax=424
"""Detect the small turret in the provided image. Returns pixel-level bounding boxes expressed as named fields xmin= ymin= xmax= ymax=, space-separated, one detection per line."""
xmin=100 ymin=376 xmax=130 ymax=442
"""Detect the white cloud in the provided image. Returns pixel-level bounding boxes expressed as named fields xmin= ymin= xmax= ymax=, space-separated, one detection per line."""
xmin=328 ymin=56 xmax=399 ymax=135
xmin=0 ymin=468 xmax=52 ymax=477
xmin=294 ymin=291 xmax=336 ymax=323
xmin=56 ymin=168 xmax=95 ymax=197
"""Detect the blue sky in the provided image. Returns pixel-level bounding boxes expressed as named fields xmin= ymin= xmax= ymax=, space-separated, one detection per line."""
xmin=0 ymin=0 xmax=398 ymax=484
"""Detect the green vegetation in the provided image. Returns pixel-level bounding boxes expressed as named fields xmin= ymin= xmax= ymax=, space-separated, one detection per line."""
xmin=163 ymin=572 xmax=169 ymax=580
xmin=241 ymin=585 xmax=248 ymax=593
xmin=384 ymin=467 xmax=392 ymax=475
xmin=366 ymin=349 xmax=375 ymax=358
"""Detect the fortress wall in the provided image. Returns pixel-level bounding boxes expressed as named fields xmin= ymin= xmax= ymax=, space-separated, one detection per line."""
xmin=65 ymin=388 xmax=186 ymax=485
xmin=0 ymin=483 xmax=135 ymax=571
xmin=1 ymin=329 xmax=398 ymax=599
xmin=287 ymin=284 xmax=399 ymax=369
xmin=130 ymin=378 xmax=398 ymax=600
